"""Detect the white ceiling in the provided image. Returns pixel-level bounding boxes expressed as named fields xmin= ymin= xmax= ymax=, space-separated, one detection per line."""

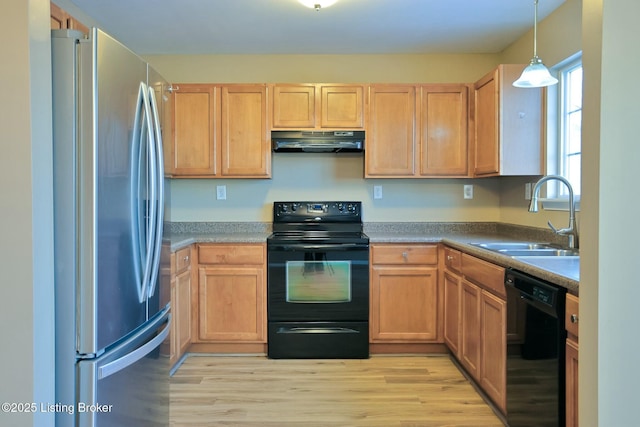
xmin=67 ymin=0 xmax=566 ymax=55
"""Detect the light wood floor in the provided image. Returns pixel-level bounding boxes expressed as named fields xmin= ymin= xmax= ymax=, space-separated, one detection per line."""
xmin=170 ymin=355 xmax=505 ymax=426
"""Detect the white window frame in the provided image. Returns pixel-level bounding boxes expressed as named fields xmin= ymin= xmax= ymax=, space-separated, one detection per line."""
xmin=543 ymin=52 xmax=582 ymax=211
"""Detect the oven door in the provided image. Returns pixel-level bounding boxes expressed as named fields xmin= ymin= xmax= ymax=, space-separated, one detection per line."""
xmin=267 ymin=242 xmax=369 ymax=322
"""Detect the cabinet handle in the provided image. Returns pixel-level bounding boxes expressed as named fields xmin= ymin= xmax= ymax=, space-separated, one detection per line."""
xmin=570 ymin=314 xmax=579 ymax=324
xmin=446 ymin=255 xmax=454 ymax=261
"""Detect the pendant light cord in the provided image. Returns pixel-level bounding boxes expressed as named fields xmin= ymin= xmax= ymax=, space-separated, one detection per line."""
xmin=533 ymin=0 xmax=539 ymax=58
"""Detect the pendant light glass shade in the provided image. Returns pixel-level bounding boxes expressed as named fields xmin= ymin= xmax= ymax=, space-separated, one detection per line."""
xmin=513 ymin=0 xmax=558 ymax=88
xmin=513 ymin=56 xmax=559 ymax=88
xmin=298 ymin=0 xmax=338 ymax=10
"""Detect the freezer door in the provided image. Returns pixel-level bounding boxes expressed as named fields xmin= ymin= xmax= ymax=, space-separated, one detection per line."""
xmin=76 ymin=28 xmax=151 ymax=355
xmin=76 ymin=308 xmax=170 ymax=427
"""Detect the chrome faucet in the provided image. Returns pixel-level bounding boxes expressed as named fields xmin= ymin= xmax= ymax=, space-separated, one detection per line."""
xmin=529 ymin=175 xmax=579 ymax=249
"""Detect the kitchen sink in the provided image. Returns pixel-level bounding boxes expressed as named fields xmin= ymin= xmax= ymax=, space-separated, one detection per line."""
xmin=495 ymin=248 xmax=579 ymax=257
xmin=470 ymin=242 xmax=579 ymax=257
xmin=471 ymin=242 xmax=556 ymax=251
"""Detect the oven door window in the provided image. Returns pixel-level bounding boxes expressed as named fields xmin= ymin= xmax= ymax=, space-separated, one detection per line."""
xmin=286 ymin=257 xmax=351 ymax=303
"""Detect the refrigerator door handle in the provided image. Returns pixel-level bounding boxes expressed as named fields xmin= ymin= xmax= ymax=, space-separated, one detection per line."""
xmin=130 ymin=82 xmax=158 ymax=304
xmin=98 ymin=315 xmax=169 ymax=380
xmin=141 ymin=83 xmax=158 ymax=303
xmin=130 ymin=82 xmax=145 ymax=301
xmin=146 ymin=85 xmax=165 ymax=299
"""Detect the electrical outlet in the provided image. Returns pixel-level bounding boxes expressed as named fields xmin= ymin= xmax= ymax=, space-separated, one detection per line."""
xmin=373 ymin=185 xmax=383 ymax=200
xmin=216 ymin=185 xmax=227 ymax=200
xmin=463 ymin=184 xmax=473 ymax=200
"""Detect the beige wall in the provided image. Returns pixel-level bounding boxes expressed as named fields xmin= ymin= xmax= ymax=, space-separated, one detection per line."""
xmin=148 ymin=1 xmax=583 ymax=226
xmin=1 ymin=0 xmax=55 ymax=425
xmin=150 ymin=52 xmax=505 ymax=223
xmin=498 ymin=0 xmax=583 ymax=230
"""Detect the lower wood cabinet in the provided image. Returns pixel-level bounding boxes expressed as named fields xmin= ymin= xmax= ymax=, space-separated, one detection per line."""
xmin=446 ymin=248 xmax=507 ymax=413
xmin=479 ymin=289 xmax=506 ymax=411
xmin=565 ymin=293 xmax=580 ymax=427
xmin=196 ymin=243 xmax=267 ymax=343
xmin=460 ymin=280 xmax=482 ymax=378
xmin=169 ymin=245 xmax=194 ymax=368
xmin=370 ymin=244 xmax=440 ymax=343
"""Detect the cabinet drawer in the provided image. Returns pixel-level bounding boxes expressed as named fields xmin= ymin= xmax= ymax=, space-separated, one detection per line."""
xmin=175 ymin=246 xmax=191 ymax=273
xmin=461 ymin=253 xmax=505 ymax=298
xmin=565 ymin=293 xmax=579 ymax=339
xmin=371 ymin=244 xmax=438 ymax=265
xmin=198 ymin=244 xmax=265 ymax=265
xmin=444 ymin=247 xmax=462 ymax=273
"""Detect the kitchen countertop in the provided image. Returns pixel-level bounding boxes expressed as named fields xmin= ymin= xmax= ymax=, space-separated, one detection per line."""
xmin=165 ymin=222 xmax=579 ymax=295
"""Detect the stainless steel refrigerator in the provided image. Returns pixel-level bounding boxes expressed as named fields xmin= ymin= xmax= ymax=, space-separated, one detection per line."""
xmin=52 ymin=28 xmax=171 ymax=427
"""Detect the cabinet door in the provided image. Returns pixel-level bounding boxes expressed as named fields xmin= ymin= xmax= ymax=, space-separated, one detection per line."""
xmin=198 ymin=267 xmax=266 ymax=342
xmin=366 ymin=85 xmax=417 ymax=177
xmin=320 ymin=85 xmax=364 ymax=128
xmin=473 ymin=69 xmax=499 ymax=176
xmin=566 ymin=339 xmax=579 ymax=427
xmin=220 ymin=85 xmax=270 ymax=177
xmin=443 ymin=270 xmax=461 ymax=356
xmin=175 ymin=268 xmax=192 ymax=357
xmin=370 ymin=266 xmax=438 ymax=342
xmin=480 ymin=290 xmax=507 ymax=412
xmin=419 ymin=85 xmax=469 ymax=176
xmin=460 ymin=280 xmax=481 ymax=380
xmin=272 ymin=84 xmax=316 ymax=128
xmin=171 ymin=84 xmax=218 ymax=176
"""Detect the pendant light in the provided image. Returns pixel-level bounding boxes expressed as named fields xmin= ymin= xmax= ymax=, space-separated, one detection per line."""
xmin=513 ymin=0 xmax=558 ymax=88
xmin=298 ymin=0 xmax=338 ymax=11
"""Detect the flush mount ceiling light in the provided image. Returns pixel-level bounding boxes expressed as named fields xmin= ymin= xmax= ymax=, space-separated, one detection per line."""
xmin=513 ymin=0 xmax=558 ymax=88
xmin=297 ymin=0 xmax=338 ymax=11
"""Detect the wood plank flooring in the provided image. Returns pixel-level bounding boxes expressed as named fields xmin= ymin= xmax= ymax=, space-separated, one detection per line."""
xmin=170 ymin=355 xmax=505 ymax=426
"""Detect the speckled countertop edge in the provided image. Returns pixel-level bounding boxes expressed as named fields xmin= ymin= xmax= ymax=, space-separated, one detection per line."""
xmin=166 ymin=221 xmax=579 ymax=295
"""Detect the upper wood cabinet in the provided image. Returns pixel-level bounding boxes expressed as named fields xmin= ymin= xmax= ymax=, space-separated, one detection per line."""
xmin=270 ymin=84 xmax=364 ymax=129
xmin=220 ymin=85 xmax=270 ymax=177
xmin=473 ymin=64 xmax=544 ymax=177
xmin=50 ymin=2 xmax=89 ymax=35
xmin=169 ymin=84 xmax=218 ymax=176
xmin=366 ymin=84 xmax=470 ymax=178
xmin=366 ymin=85 xmax=417 ymax=177
xmin=419 ymin=85 xmax=469 ymax=176
xmin=168 ymin=83 xmax=270 ymax=178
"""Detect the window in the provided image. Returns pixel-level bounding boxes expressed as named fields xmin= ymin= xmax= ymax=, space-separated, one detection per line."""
xmin=545 ymin=54 xmax=582 ymax=205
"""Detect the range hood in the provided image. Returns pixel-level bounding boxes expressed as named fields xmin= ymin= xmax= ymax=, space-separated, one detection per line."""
xmin=271 ymin=130 xmax=365 ymax=153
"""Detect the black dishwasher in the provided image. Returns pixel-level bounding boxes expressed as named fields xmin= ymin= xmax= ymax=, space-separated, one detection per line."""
xmin=505 ymin=269 xmax=567 ymax=427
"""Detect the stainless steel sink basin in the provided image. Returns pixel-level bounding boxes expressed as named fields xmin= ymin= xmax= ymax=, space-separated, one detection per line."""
xmin=497 ymin=249 xmax=579 ymax=257
xmin=470 ymin=242 xmax=579 ymax=257
xmin=471 ymin=242 xmax=556 ymax=251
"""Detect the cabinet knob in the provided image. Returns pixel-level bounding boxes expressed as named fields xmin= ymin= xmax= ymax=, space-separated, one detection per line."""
xmin=447 ymin=255 xmax=454 ymax=261
xmin=570 ymin=314 xmax=579 ymax=324
xmin=402 ymin=252 xmax=408 ymax=261
xmin=183 ymin=255 xmax=189 ymax=263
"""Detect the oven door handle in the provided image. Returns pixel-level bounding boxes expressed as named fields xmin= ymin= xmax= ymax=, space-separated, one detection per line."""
xmin=269 ymin=243 xmax=369 ymax=251
xmin=277 ymin=326 xmax=361 ymax=334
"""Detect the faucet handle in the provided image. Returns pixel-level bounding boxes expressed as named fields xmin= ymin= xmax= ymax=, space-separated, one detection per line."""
xmin=547 ymin=220 xmax=559 ymax=234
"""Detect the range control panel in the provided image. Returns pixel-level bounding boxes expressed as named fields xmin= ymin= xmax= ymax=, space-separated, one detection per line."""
xmin=273 ymin=201 xmax=361 ymax=222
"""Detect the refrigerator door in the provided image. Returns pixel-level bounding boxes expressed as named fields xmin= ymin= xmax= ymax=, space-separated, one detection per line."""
xmin=76 ymin=28 xmax=151 ymax=355
xmin=77 ymin=308 xmax=170 ymax=427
